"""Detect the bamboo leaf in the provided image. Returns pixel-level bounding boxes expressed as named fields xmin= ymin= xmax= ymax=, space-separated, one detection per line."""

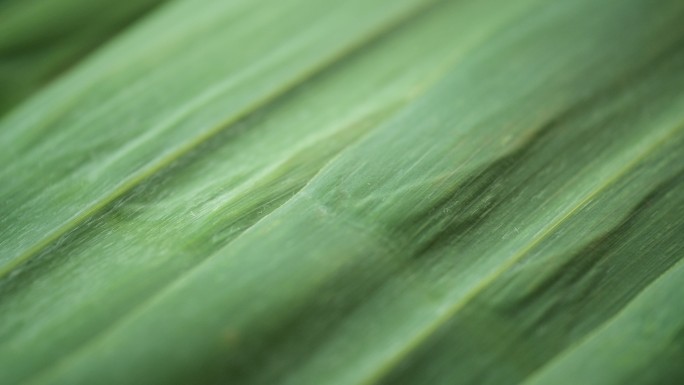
xmin=1 ymin=0 xmax=683 ymax=384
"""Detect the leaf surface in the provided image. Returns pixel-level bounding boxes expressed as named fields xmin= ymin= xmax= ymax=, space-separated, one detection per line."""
xmin=1 ymin=0 xmax=683 ymax=384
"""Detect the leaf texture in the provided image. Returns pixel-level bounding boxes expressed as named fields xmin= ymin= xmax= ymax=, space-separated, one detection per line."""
xmin=0 ymin=0 xmax=683 ymax=384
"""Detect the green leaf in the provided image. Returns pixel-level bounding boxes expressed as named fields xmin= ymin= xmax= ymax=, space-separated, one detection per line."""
xmin=1 ymin=0 xmax=683 ymax=384
xmin=0 ymin=0 xmax=167 ymax=115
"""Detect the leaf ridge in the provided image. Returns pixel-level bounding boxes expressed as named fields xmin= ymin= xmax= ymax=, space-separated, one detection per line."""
xmin=17 ymin=22 xmax=481 ymax=379
xmin=0 ymin=0 xmax=442 ymax=280
xmin=358 ymin=114 xmax=684 ymax=385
